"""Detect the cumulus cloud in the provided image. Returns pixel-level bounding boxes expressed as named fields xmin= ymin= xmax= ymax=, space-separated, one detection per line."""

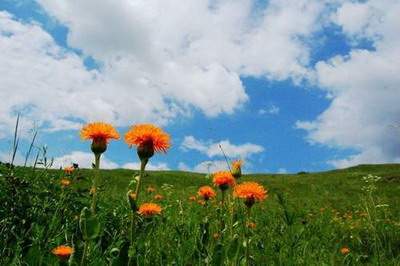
xmin=52 ymin=151 xmax=119 ymax=169
xmin=122 ymin=161 xmax=170 ymax=171
xmin=297 ymin=0 xmax=400 ymax=168
xmin=193 ymin=160 xmax=229 ymax=173
xmin=181 ymin=136 xmax=264 ymax=159
xmin=1 ymin=0 xmax=327 ymax=137
xmin=52 ymin=150 xmax=169 ymax=170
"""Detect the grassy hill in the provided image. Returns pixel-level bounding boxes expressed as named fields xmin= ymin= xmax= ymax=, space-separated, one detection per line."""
xmin=1 ymin=163 xmax=400 ymax=265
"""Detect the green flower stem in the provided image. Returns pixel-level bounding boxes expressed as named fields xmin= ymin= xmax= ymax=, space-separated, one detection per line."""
xmin=134 ymin=158 xmax=148 ymax=201
xmin=128 ymin=158 xmax=148 ymax=266
xmin=91 ymin=153 xmax=101 ymax=214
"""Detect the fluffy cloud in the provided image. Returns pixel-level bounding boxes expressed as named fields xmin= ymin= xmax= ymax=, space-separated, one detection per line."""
xmin=258 ymin=104 xmax=280 ymax=115
xmin=52 ymin=151 xmax=119 ymax=169
xmin=52 ymin=150 xmax=169 ymax=170
xmin=122 ymin=162 xmax=169 ymax=171
xmin=193 ymin=160 xmax=229 ymax=173
xmin=1 ymin=0 xmax=326 ymax=137
xmin=181 ymin=136 xmax=264 ymax=159
xmin=297 ymin=0 xmax=400 ymax=168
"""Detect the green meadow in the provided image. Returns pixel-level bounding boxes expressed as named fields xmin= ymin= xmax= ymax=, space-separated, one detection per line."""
xmin=1 ymin=162 xmax=399 ymax=265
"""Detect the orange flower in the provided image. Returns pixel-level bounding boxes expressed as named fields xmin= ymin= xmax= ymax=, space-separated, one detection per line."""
xmin=231 ymin=160 xmax=243 ymax=179
xmin=197 ymin=199 xmax=206 ymax=206
xmin=52 ymin=245 xmax=74 ymax=261
xmin=340 ymin=247 xmax=350 ymax=255
xmin=80 ymin=122 xmax=119 ymax=143
xmin=213 ymin=171 xmax=235 ymax=190
xmin=80 ymin=122 xmax=119 ymax=154
xmin=189 ymin=196 xmax=197 ymax=201
xmin=137 ymin=203 xmax=162 ymax=217
xmin=246 ymin=222 xmax=256 ymax=229
xmin=60 ymin=178 xmax=71 ymax=187
xmin=198 ymin=186 xmax=216 ymax=201
xmin=147 ymin=186 xmax=156 ymax=193
xmin=154 ymin=194 xmax=163 ymax=201
xmin=64 ymin=166 xmax=74 ymax=174
xmin=233 ymin=182 xmax=267 ymax=208
xmin=125 ymin=124 xmax=170 ymax=160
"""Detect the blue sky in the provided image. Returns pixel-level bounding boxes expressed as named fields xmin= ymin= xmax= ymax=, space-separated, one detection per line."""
xmin=1 ymin=0 xmax=399 ymax=173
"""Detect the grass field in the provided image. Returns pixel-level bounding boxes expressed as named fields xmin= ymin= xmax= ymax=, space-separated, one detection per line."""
xmin=1 ymin=162 xmax=400 ymax=265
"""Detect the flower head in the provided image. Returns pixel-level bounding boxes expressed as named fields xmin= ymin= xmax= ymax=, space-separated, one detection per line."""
xmin=154 ymin=194 xmax=163 ymax=201
xmin=340 ymin=247 xmax=350 ymax=255
xmin=246 ymin=222 xmax=256 ymax=229
xmin=80 ymin=122 xmax=119 ymax=154
xmin=52 ymin=245 xmax=74 ymax=261
xmin=64 ymin=166 xmax=74 ymax=175
xmin=233 ymin=182 xmax=267 ymax=208
xmin=198 ymin=186 xmax=216 ymax=201
xmin=189 ymin=196 xmax=197 ymax=201
xmin=125 ymin=124 xmax=170 ymax=160
xmin=60 ymin=178 xmax=71 ymax=187
xmin=137 ymin=203 xmax=162 ymax=217
xmin=147 ymin=186 xmax=156 ymax=193
xmin=231 ymin=160 xmax=243 ymax=179
xmin=213 ymin=171 xmax=235 ymax=191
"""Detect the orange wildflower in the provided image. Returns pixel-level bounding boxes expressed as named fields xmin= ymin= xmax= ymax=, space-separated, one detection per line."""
xmin=64 ymin=166 xmax=74 ymax=174
xmin=189 ymin=196 xmax=197 ymax=201
xmin=52 ymin=245 xmax=74 ymax=261
xmin=198 ymin=186 xmax=216 ymax=201
xmin=231 ymin=159 xmax=243 ymax=179
xmin=340 ymin=246 xmax=350 ymax=255
xmin=124 ymin=124 xmax=170 ymax=160
xmin=147 ymin=186 xmax=156 ymax=193
xmin=80 ymin=122 xmax=119 ymax=154
xmin=60 ymin=178 xmax=71 ymax=187
xmin=128 ymin=192 xmax=137 ymax=200
xmin=137 ymin=203 xmax=162 ymax=217
xmin=233 ymin=182 xmax=267 ymax=208
xmin=213 ymin=171 xmax=235 ymax=191
xmin=197 ymin=199 xmax=206 ymax=206
xmin=154 ymin=194 xmax=163 ymax=201
xmin=80 ymin=122 xmax=119 ymax=143
xmin=246 ymin=222 xmax=256 ymax=229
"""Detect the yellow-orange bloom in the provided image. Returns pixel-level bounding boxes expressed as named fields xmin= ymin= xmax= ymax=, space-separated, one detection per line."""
xmin=80 ymin=122 xmax=120 ymax=143
xmin=340 ymin=247 xmax=350 ymax=255
xmin=64 ymin=166 xmax=74 ymax=174
xmin=189 ymin=196 xmax=197 ymax=201
xmin=233 ymin=182 xmax=267 ymax=207
xmin=154 ymin=194 xmax=163 ymax=201
xmin=52 ymin=245 xmax=74 ymax=261
xmin=213 ymin=171 xmax=235 ymax=190
xmin=137 ymin=203 xmax=162 ymax=217
xmin=232 ymin=160 xmax=243 ymax=170
xmin=60 ymin=178 xmax=71 ymax=187
xmin=124 ymin=124 xmax=170 ymax=153
xmin=197 ymin=186 xmax=216 ymax=200
xmin=147 ymin=186 xmax=156 ymax=193
xmin=246 ymin=222 xmax=256 ymax=229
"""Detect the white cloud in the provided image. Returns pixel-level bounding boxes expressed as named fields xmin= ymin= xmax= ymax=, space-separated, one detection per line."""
xmin=52 ymin=150 xmax=170 ymax=170
xmin=258 ymin=104 xmax=280 ymax=115
xmin=122 ymin=161 xmax=169 ymax=171
xmin=52 ymin=151 xmax=119 ymax=169
xmin=181 ymin=136 xmax=264 ymax=159
xmin=298 ymin=0 xmax=400 ymax=167
xmin=177 ymin=162 xmax=190 ymax=171
xmin=277 ymin=168 xmax=287 ymax=174
xmin=1 ymin=0 xmax=327 ymax=137
xmin=193 ymin=160 xmax=229 ymax=173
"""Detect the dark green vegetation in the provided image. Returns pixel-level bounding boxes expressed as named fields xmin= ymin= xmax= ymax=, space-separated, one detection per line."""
xmin=1 ymin=163 xmax=400 ymax=265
